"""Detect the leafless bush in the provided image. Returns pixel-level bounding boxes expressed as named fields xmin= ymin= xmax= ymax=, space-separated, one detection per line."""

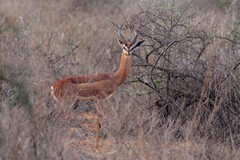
xmin=122 ymin=2 xmax=240 ymax=145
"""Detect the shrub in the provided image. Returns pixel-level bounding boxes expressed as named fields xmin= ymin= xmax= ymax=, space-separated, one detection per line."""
xmin=125 ymin=1 xmax=240 ymax=144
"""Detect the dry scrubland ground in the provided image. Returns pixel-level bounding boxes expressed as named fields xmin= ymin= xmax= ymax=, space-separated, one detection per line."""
xmin=0 ymin=0 xmax=240 ymax=159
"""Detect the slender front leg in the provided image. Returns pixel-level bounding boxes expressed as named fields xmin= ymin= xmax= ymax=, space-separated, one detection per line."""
xmin=95 ymin=99 xmax=104 ymax=152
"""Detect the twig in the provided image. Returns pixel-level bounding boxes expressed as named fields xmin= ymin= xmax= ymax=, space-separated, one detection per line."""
xmin=150 ymin=40 xmax=178 ymax=89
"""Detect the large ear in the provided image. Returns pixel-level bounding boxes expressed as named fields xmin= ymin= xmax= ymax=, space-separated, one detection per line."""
xmin=131 ymin=40 xmax=145 ymax=50
xmin=117 ymin=39 xmax=125 ymax=46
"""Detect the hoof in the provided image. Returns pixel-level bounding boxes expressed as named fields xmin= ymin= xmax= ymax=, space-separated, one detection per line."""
xmin=95 ymin=148 xmax=100 ymax=153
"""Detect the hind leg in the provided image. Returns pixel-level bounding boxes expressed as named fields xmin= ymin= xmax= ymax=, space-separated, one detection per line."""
xmin=95 ymin=99 xmax=105 ymax=152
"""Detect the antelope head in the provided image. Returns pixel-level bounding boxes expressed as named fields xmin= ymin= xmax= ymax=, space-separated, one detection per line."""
xmin=117 ymin=26 xmax=144 ymax=55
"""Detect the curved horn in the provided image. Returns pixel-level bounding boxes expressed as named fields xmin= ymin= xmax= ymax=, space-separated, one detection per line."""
xmin=118 ymin=24 xmax=126 ymax=43
xmin=131 ymin=30 xmax=138 ymax=44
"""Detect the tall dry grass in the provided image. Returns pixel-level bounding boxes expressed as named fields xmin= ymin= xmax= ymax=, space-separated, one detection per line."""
xmin=0 ymin=0 xmax=239 ymax=159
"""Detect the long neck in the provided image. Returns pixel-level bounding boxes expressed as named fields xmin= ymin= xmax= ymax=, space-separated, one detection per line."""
xmin=114 ymin=51 xmax=133 ymax=86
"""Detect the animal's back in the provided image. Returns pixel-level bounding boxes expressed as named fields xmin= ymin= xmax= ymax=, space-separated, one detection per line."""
xmin=51 ymin=73 xmax=114 ymax=101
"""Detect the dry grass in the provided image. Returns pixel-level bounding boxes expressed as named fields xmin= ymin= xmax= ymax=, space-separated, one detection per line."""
xmin=0 ymin=0 xmax=239 ymax=159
